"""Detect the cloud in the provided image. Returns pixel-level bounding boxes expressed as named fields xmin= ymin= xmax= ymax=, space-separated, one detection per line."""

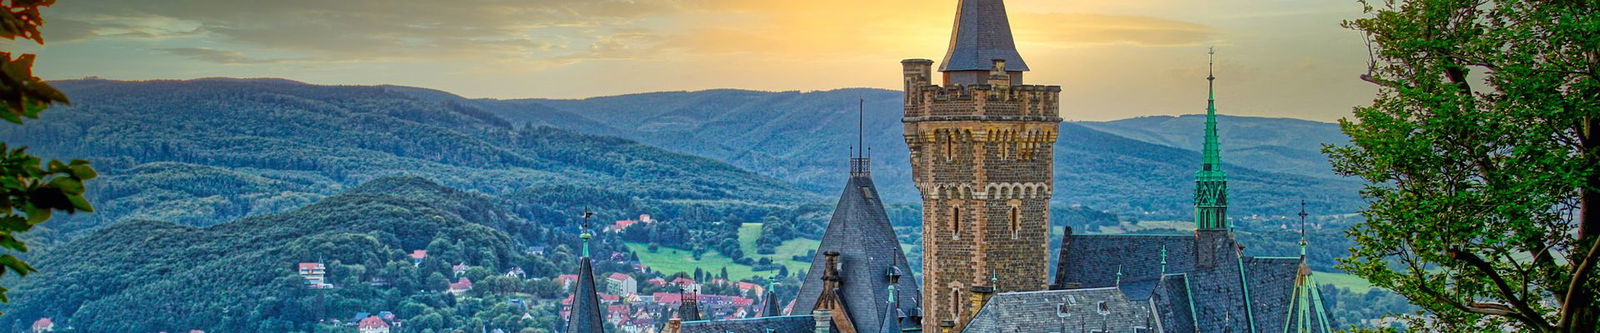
xmin=47 ymin=0 xmax=698 ymax=63
xmin=158 ymin=48 xmax=295 ymax=64
xmin=1013 ymin=13 xmax=1219 ymax=47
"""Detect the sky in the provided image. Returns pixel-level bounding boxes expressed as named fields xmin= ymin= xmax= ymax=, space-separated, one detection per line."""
xmin=8 ymin=0 xmax=1378 ymax=122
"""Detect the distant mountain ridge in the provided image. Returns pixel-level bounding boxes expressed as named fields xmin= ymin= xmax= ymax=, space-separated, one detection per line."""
xmin=419 ymin=87 xmax=1363 ymax=217
xmin=3 ymin=78 xmax=816 ymax=238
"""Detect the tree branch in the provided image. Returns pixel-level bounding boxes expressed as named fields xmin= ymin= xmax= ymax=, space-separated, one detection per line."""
xmin=1448 ymin=248 xmax=1554 ymax=330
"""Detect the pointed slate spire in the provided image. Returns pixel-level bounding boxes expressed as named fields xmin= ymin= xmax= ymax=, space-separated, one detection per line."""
xmin=795 ymin=144 xmax=922 ymax=333
xmin=566 ymin=211 xmax=604 ymax=333
xmin=1195 ymin=47 xmax=1230 ymax=230
xmin=939 ymin=0 xmax=1029 ymax=72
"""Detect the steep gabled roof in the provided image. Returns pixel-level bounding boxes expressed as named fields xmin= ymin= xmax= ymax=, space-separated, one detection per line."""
xmin=1056 ymin=230 xmax=1323 ymax=332
xmin=940 ymin=0 xmax=1030 ymax=72
xmin=965 ymin=287 xmax=1155 ymax=333
xmin=794 ymin=174 xmax=922 ymax=333
xmin=566 ymin=256 xmax=605 ymax=333
xmin=679 ymin=315 xmax=814 ymax=333
xmin=1053 ymin=229 xmax=1195 ymax=289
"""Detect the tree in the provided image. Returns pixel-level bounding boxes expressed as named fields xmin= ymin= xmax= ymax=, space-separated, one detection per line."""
xmin=1329 ymin=0 xmax=1599 ymax=331
xmin=0 ymin=0 xmax=95 ymax=306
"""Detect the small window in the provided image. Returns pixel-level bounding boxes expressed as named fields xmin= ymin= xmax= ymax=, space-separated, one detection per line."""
xmin=951 ymin=206 xmax=962 ymax=239
xmin=1096 ymin=301 xmax=1109 ymax=315
xmin=944 ymin=133 xmax=954 ymax=160
xmin=951 ymin=288 xmax=962 ymax=319
xmin=1008 ymin=207 xmax=1021 ymax=239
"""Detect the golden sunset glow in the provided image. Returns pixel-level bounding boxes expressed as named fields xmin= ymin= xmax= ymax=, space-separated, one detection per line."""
xmin=17 ymin=0 xmax=1374 ymax=121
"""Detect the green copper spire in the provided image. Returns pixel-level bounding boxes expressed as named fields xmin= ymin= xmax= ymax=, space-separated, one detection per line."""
xmin=1195 ymin=47 xmax=1230 ymax=230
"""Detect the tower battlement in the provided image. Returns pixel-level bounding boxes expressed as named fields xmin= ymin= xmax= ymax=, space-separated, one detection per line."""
xmin=901 ymin=59 xmax=1061 ymax=121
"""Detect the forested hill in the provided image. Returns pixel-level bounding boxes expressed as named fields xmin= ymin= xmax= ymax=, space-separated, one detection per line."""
xmin=0 ymin=78 xmax=817 ymax=239
xmin=0 ymin=177 xmax=598 ymax=332
xmin=420 ymin=88 xmax=1364 ymax=218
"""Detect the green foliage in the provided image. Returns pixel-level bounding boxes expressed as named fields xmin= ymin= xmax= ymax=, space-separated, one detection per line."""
xmin=0 ymin=0 xmax=97 ymax=311
xmin=0 ymin=177 xmax=573 ymax=332
xmin=1330 ymin=0 xmax=1600 ymax=331
xmin=0 ymin=79 xmax=818 ymax=240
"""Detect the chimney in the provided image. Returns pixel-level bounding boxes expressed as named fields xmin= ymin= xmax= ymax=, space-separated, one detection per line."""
xmin=813 ymin=309 xmax=834 ymax=333
xmin=969 ymin=285 xmax=996 ymax=320
xmin=663 ymin=319 xmax=682 ymax=333
xmin=902 ymin=59 xmax=934 ymax=109
xmin=987 ymin=59 xmax=1012 ymax=87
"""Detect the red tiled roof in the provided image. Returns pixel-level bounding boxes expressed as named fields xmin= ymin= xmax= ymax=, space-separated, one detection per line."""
xmin=358 ymin=315 xmax=389 ymax=329
xmin=32 ymin=317 xmax=51 ymax=328
xmin=607 ymin=273 xmax=631 ymax=281
xmin=559 ymin=274 xmax=579 ymax=280
xmin=298 ymin=263 xmax=322 ymax=270
xmin=449 ymin=277 xmax=473 ymax=290
xmin=610 ymin=219 xmax=640 ymax=231
xmin=410 ymin=250 xmax=427 ymax=259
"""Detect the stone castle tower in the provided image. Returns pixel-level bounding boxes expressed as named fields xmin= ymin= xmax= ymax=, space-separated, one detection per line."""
xmin=901 ymin=0 xmax=1061 ymax=330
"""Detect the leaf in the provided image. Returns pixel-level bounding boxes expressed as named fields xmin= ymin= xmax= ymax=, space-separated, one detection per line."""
xmin=68 ymin=162 xmax=96 ymax=180
xmin=0 ymin=255 xmax=35 ymax=277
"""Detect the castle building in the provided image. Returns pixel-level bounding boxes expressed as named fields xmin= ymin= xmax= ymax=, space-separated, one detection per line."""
xmin=652 ymin=1 xmax=1334 ymax=332
xmin=901 ymin=0 xmax=1061 ymax=330
xmin=1036 ymin=50 xmax=1336 ymax=333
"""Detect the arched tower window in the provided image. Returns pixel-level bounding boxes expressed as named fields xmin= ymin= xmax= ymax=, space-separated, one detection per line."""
xmin=951 ymin=288 xmax=962 ymax=320
xmin=944 ymin=131 xmax=955 ymax=161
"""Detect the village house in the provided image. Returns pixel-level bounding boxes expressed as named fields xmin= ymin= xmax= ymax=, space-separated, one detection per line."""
xmin=605 ymin=272 xmax=638 ymax=296
xmin=409 ymin=250 xmax=426 ymax=266
xmin=357 ymin=315 xmax=390 ymax=333
xmin=30 ymin=317 xmax=51 ymax=333
xmin=447 ymin=277 xmax=473 ymax=296
xmin=297 ymin=262 xmax=332 ymax=289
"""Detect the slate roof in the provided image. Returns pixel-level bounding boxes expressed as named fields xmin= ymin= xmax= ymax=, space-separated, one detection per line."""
xmin=679 ymin=315 xmax=814 ymax=333
xmin=1053 ymin=229 xmax=1326 ymax=333
xmin=965 ymin=287 xmax=1156 ymax=333
xmin=793 ymin=173 xmax=922 ymax=332
xmin=1053 ymin=228 xmax=1195 ymax=290
xmin=566 ymin=256 xmax=605 ymax=333
xmin=940 ymin=0 xmax=1029 ymax=72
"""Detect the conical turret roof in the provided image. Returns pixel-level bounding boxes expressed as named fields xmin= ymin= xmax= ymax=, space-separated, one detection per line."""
xmin=940 ymin=0 xmax=1029 ymax=72
xmin=794 ymin=172 xmax=922 ymax=332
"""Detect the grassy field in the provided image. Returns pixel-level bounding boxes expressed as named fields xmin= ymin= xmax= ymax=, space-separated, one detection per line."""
xmin=626 ymin=223 xmax=820 ymax=281
xmin=1315 ymin=271 xmax=1377 ymax=294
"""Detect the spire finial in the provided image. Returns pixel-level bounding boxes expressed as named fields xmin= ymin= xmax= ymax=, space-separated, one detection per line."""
xmin=1298 ymin=200 xmax=1310 ymax=257
xmin=1159 ymin=244 xmax=1169 ymax=275
xmin=849 ymin=99 xmax=871 ymax=178
xmin=1207 ymin=46 xmax=1216 ymax=81
xmin=1114 ymin=265 xmax=1123 ymax=286
xmin=579 ymin=210 xmax=594 ymax=258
